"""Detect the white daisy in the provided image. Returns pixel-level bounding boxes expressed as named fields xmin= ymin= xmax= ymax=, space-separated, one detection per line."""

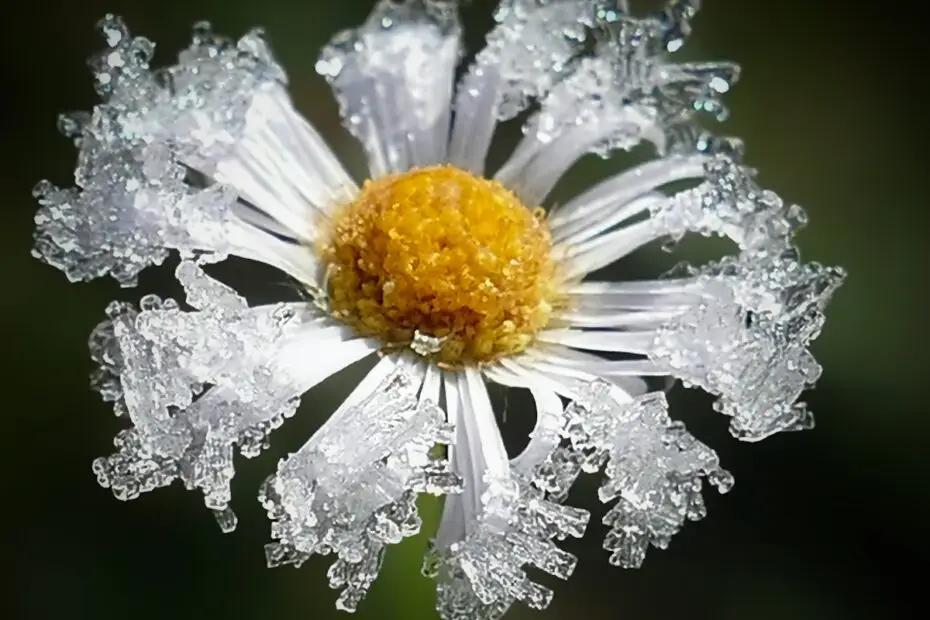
xmin=33 ymin=1 xmax=844 ymax=618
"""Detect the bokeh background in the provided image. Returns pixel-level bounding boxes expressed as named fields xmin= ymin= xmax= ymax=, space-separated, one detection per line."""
xmin=2 ymin=1 xmax=926 ymax=619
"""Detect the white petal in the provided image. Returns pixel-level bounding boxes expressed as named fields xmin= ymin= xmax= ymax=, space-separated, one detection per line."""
xmin=436 ymin=367 xmax=511 ymax=546
xmin=482 ymin=364 xmax=563 ymax=478
xmin=524 ymin=346 xmax=665 ymax=382
xmin=223 ymin=221 xmax=322 ymax=285
xmin=555 ymin=219 xmax=663 ymax=280
xmin=553 ymin=306 xmax=685 ymax=330
xmin=564 ymin=279 xmax=703 ymax=308
xmin=537 ymin=329 xmax=655 ymax=355
xmin=551 ymin=193 xmax=664 ymax=248
xmin=548 ymin=155 xmax=708 ymax=231
xmin=435 ymin=369 xmax=470 ymax=549
xmin=447 ymin=1 xmax=594 ymax=174
xmin=499 ymin=357 xmax=634 ymax=405
xmin=204 ymin=86 xmax=357 ymax=240
xmin=318 ymin=0 xmax=462 ymax=176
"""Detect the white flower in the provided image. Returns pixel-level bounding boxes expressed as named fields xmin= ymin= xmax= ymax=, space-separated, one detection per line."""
xmin=34 ymin=1 xmax=844 ymax=617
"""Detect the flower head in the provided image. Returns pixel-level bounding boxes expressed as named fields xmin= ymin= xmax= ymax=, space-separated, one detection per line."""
xmin=36 ymin=1 xmax=844 ymax=617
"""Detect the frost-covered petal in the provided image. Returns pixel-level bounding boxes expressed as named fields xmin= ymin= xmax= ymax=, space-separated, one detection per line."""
xmin=448 ymin=0 xmax=600 ymax=173
xmin=34 ymin=17 xmax=351 ymax=287
xmin=195 ymin=84 xmax=358 ymax=242
xmin=561 ymin=381 xmax=733 ymax=568
xmin=317 ymin=0 xmax=462 ymax=176
xmin=552 ymin=154 xmax=811 ymax=280
xmin=649 ymin=247 xmax=846 ymax=441
xmin=90 ymin=262 xmax=376 ymax=528
xmin=429 ymin=368 xmax=588 ymax=619
xmin=496 ymin=11 xmax=738 ymax=204
xmin=260 ymin=355 xmax=462 ymax=612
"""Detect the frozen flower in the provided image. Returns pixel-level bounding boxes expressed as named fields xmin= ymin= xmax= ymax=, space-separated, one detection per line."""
xmin=34 ymin=0 xmax=844 ymax=617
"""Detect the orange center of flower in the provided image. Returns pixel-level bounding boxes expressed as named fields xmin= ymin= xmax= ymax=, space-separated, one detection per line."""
xmin=317 ymin=165 xmax=561 ymax=365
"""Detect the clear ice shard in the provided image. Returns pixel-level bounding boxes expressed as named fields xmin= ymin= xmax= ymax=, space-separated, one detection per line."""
xmin=259 ymin=365 xmax=462 ymax=612
xmin=652 ymin=155 xmax=810 ymax=249
xmin=650 ymin=248 xmax=846 ymax=441
xmin=561 ymin=382 xmax=733 ymax=568
xmin=429 ymin=473 xmax=589 ymax=620
xmin=33 ymin=15 xmax=285 ymax=286
xmin=91 ymin=261 xmax=310 ymax=525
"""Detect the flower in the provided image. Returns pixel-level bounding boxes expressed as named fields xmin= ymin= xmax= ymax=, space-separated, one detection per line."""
xmin=34 ymin=0 xmax=845 ymax=617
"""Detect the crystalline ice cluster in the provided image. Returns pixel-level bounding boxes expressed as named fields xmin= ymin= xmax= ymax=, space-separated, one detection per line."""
xmin=562 ymin=382 xmax=733 ymax=568
xmin=496 ymin=6 xmax=739 ymax=203
xmin=429 ymin=473 xmax=589 ymax=620
xmin=317 ymin=0 xmax=463 ymax=174
xmin=650 ymin=248 xmax=845 ymax=441
xmin=649 ymin=155 xmax=810 ymax=249
xmin=260 ymin=367 xmax=462 ymax=611
xmin=32 ymin=16 xmax=284 ymax=286
xmin=90 ymin=262 xmax=308 ymax=528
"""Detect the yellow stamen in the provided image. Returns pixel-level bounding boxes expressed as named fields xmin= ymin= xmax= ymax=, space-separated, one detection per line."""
xmin=316 ymin=165 xmax=562 ymax=366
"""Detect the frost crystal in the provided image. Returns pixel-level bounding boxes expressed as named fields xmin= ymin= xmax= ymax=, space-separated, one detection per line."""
xmin=496 ymin=5 xmax=739 ymax=202
xmin=429 ymin=474 xmax=589 ymax=620
xmin=651 ymin=248 xmax=846 ymax=441
xmin=653 ymin=155 xmax=809 ymax=249
xmin=33 ymin=15 xmax=284 ymax=286
xmin=91 ymin=262 xmax=305 ymax=526
xmin=260 ymin=369 xmax=462 ymax=611
xmin=562 ymin=383 xmax=732 ymax=568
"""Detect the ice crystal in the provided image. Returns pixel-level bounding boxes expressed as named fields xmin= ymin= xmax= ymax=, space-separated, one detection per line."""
xmin=429 ymin=474 xmax=589 ymax=620
xmin=562 ymin=383 xmax=732 ymax=568
xmin=496 ymin=5 xmax=738 ymax=202
xmin=317 ymin=0 xmax=463 ymax=173
xmin=260 ymin=368 xmax=462 ymax=611
xmin=651 ymin=248 xmax=846 ymax=441
xmin=91 ymin=262 xmax=305 ymax=524
xmin=652 ymin=154 xmax=809 ymax=249
xmin=32 ymin=15 xmax=283 ymax=286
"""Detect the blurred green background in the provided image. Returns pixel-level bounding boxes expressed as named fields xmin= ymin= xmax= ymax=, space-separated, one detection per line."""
xmin=1 ymin=0 xmax=925 ymax=619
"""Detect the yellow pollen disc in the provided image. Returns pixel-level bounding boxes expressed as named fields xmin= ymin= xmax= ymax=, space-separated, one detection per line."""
xmin=317 ymin=165 xmax=562 ymax=366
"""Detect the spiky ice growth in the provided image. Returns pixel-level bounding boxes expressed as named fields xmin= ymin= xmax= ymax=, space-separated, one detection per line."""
xmin=560 ymin=382 xmax=733 ymax=568
xmin=260 ymin=364 xmax=462 ymax=611
xmin=90 ymin=262 xmax=311 ymax=528
xmin=649 ymin=247 xmax=846 ymax=441
xmin=428 ymin=472 xmax=589 ymax=619
xmin=34 ymin=0 xmax=845 ymax=617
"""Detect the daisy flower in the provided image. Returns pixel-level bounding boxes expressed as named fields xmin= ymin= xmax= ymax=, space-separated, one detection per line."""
xmin=33 ymin=0 xmax=845 ymax=617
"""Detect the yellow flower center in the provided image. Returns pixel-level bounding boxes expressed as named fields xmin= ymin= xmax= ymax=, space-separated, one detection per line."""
xmin=317 ymin=165 xmax=561 ymax=366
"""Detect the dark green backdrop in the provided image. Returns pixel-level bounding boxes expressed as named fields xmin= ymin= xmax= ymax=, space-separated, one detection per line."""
xmin=2 ymin=1 xmax=924 ymax=619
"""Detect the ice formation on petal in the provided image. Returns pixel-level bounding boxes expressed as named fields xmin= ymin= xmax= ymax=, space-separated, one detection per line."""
xmin=496 ymin=7 xmax=739 ymax=203
xmin=260 ymin=363 xmax=462 ymax=612
xmin=447 ymin=0 xmax=603 ymax=172
xmin=652 ymin=155 xmax=809 ymax=249
xmin=33 ymin=16 xmax=287 ymax=286
xmin=91 ymin=262 xmax=318 ymax=528
xmin=651 ymin=248 xmax=846 ymax=441
xmin=429 ymin=370 xmax=589 ymax=619
xmin=429 ymin=474 xmax=589 ymax=620
xmin=562 ymin=382 xmax=733 ymax=568
xmin=317 ymin=0 xmax=463 ymax=174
